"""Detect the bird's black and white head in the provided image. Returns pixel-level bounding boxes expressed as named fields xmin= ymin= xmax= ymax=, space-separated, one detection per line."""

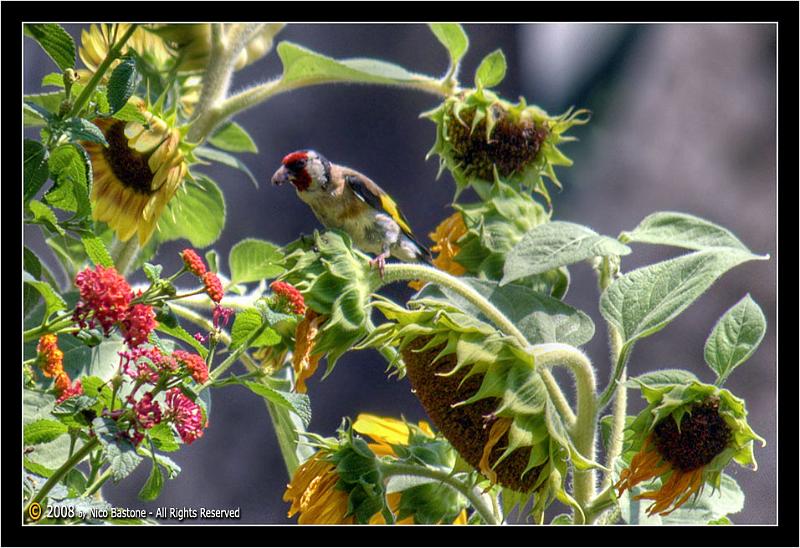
xmin=271 ymin=150 xmax=332 ymax=193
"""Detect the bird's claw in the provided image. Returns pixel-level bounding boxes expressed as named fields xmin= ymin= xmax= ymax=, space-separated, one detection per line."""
xmin=369 ymin=253 xmax=388 ymax=278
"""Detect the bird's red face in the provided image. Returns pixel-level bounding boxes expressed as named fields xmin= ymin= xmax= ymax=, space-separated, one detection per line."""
xmin=271 ymin=150 xmax=311 ymax=191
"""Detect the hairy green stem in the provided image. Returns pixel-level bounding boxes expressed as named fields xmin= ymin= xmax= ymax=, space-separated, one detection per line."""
xmin=67 ymin=24 xmax=138 ymax=119
xmin=380 ymin=462 xmax=499 ymax=525
xmin=601 ymin=326 xmax=626 ymax=490
xmin=111 ymin=237 xmax=141 ymax=277
xmin=531 ymin=343 xmax=597 ymax=522
xmin=380 ymin=263 xmax=577 ymax=424
xmin=25 ymin=438 xmax=99 ymax=519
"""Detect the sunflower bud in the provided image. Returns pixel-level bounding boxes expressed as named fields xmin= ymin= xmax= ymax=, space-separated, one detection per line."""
xmin=424 ymin=88 xmax=589 ymax=204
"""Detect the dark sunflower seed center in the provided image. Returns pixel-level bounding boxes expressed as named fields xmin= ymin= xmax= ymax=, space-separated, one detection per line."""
xmin=653 ymin=401 xmax=731 ymax=472
xmin=102 ymin=121 xmax=155 ymax=195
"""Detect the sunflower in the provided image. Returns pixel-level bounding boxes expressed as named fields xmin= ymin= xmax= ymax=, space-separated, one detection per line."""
xmin=615 ymin=377 xmax=764 ymax=517
xmin=83 ymin=101 xmax=188 ymax=245
xmin=283 ymin=414 xmax=468 ymax=524
xmin=79 ymin=24 xmax=173 ymax=78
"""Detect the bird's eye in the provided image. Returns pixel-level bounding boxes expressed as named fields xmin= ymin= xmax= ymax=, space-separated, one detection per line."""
xmin=287 ymin=159 xmax=306 ymax=172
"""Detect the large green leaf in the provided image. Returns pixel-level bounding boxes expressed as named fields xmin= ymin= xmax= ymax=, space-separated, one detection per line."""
xmin=60 ymin=118 xmax=108 ymax=146
xmin=24 ymin=92 xmax=62 ymax=127
xmin=45 ymin=144 xmax=92 ymax=217
xmin=24 ymin=139 xmax=49 ymax=203
xmin=502 ymin=221 xmax=631 ymax=286
xmin=600 ymin=250 xmax=762 ymax=348
xmin=229 ymin=238 xmax=285 ymax=284
xmin=157 ymin=176 xmax=225 ymax=248
xmin=137 ymin=460 xmax=164 ymax=501
xmin=24 ymin=419 xmax=68 ymax=445
xmin=229 ymin=308 xmax=281 ymax=350
xmin=243 ymin=381 xmax=312 ymax=427
xmin=415 ymin=277 xmax=595 ymax=347
xmin=106 ymin=55 xmax=137 ymax=115
xmin=81 ymin=236 xmax=114 ymax=268
xmin=277 ymin=41 xmax=420 ymax=86
xmin=208 ymin=121 xmax=258 ymax=153
xmin=24 ymin=24 xmax=76 ymax=71
xmin=23 ymin=271 xmax=66 ymax=319
xmin=428 ymin=24 xmax=469 ymax=67
xmin=619 ymin=212 xmax=756 ymax=254
xmin=704 ymin=294 xmax=767 ymax=385
xmin=93 ymin=417 xmax=143 ymax=481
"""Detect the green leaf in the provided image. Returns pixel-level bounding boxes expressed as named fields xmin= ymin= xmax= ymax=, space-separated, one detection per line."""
xmin=24 ymin=437 xmax=74 ymax=476
xmin=501 ymin=221 xmax=631 ymax=286
xmin=428 ymin=24 xmax=469 ymax=66
xmin=243 ymin=381 xmax=312 ymax=427
xmin=229 ymin=238 xmax=285 ymax=285
xmin=112 ymin=100 xmax=148 ymax=123
xmin=229 ymin=308 xmax=281 ymax=349
xmin=208 ymin=121 xmax=258 ymax=153
xmin=27 ymin=199 xmax=64 ymax=235
xmin=24 ymin=24 xmax=76 ymax=70
xmin=600 ymin=250 xmax=762 ymax=349
xmin=81 ymin=236 xmax=114 ymax=267
xmin=24 ymin=139 xmax=50 ymax=203
xmin=24 ymin=419 xmax=68 ymax=445
xmin=157 ymin=176 xmax=225 ymax=248
xmin=474 ymin=49 xmax=507 ymax=89
xmin=142 ymin=262 xmax=163 ymax=283
xmin=620 ymin=211 xmax=756 ymax=254
xmin=45 ymin=144 xmax=92 ymax=216
xmin=23 ymin=271 xmax=67 ymax=318
xmin=42 ymin=72 xmax=65 ymax=87
xmin=93 ymin=417 xmax=143 ymax=481
xmin=416 ymin=278 xmax=595 ymax=347
xmin=704 ymin=294 xmax=767 ymax=385
xmin=60 ymin=336 xmax=125 ymax=383
xmin=138 ymin=461 xmax=164 ymax=501
xmin=630 ymin=369 xmax=699 ymax=388
xmin=106 ymin=55 xmax=137 ymax=115
xmin=24 ymin=92 xmax=62 ymax=126
xmin=277 ymin=41 xmax=419 ymax=86
xmin=147 ymin=423 xmax=181 ymax=453
xmin=61 ymin=118 xmax=108 ymax=146
xmin=194 ymin=146 xmax=259 ymax=188
xmin=156 ymin=322 xmax=208 ymax=358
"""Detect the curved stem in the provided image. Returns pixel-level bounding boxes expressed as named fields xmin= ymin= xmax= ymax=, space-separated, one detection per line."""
xmin=380 ymin=462 xmax=498 ymax=525
xmin=381 ymin=263 xmax=577 ymax=424
xmin=601 ymin=327 xmax=627 ymax=490
xmin=531 ymin=343 xmax=597 ymax=521
xmin=82 ymin=467 xmax=113 ymax=498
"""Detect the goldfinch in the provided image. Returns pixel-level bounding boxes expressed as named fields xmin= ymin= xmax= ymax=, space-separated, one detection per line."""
xmin=271 ymin=150 xmax=432 ymax=275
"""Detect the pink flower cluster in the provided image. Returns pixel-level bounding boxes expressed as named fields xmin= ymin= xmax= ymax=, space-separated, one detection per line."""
xmin=165 ymin=388 xmax=206 ymax=445
xmin=174 ymin=350 xmax=209 ymax=384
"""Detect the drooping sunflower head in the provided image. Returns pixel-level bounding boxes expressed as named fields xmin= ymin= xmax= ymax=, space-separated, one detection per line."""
xmin=360 ymin=298 xmax=598 ymax=519
xmin=84 ymin=99 xmax=189 ymax=245
xmin=424 ymin=88 xmax=589 ymax=204
xmin=616 ymin=373 xmax=765 ymax=516
xmin=279 ymin=231 xmax=381 ymax=372
xmin=283 ymin=414 xmax=467 ymax=524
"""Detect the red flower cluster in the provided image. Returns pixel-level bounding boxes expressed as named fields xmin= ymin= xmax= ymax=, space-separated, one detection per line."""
xmin=203 ymin=272 xmax=224 ymax=303
xmin=73 ymin=266 xmax=157 ymax=348
xmin=180 ymin=248 xmax=207 ymax=277
xmin=165 ymin=387 xmax=206 ymax=445
xmin=54 ymin=374 xmax=83 ymax=404
xmin=270 ymin=281 xmax=306 ymax=315
xmin=74 ymin=266 xmax=133 ymax=334
xmin=174 ymin=350 xmax=209 ymax=384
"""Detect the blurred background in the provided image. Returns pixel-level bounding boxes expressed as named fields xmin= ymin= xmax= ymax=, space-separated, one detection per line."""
xmin=24 ymin=23 xmax=777 ymax=524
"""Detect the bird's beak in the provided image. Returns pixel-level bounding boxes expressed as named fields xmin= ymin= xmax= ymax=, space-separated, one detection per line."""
xmin=271 ymin=165 xmax=292 ymax=186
